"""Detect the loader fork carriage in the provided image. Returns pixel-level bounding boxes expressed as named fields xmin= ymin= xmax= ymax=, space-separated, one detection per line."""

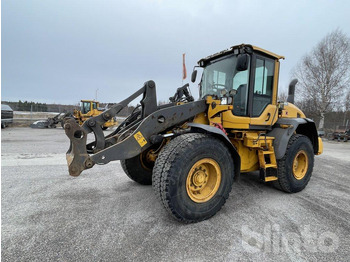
xmin=64 ymin=80 xmax=207 ymax=177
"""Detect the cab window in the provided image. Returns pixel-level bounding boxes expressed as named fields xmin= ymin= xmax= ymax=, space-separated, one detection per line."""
xmin=81 ymin=102 xmax=91 ymax=114
xmin=232 ymin=63 xmax=250 ymax=116
xmin=252 ymin=58 xmax=274 ymax=117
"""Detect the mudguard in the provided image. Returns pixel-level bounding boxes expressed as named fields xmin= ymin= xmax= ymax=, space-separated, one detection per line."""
xmin=188 ymin=123 xmax=241 ymax=180
xmin=267 ymin=118 xmax=319 ymax=159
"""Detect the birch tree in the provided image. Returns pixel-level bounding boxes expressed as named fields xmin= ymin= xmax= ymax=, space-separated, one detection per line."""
xmin=293 ymin=29 xmax=350 ymax=130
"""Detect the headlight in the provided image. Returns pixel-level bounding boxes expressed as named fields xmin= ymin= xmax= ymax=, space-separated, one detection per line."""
xmin=221 ymin=97 xmax=233 ymax=105
xmin=221 ymin=97 xmax=228 ymax=105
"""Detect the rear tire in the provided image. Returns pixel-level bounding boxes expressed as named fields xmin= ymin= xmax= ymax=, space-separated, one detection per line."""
xmin=152 ymin=133 xmax=235 ymax=223
xmin=120 ymin=150 xmax=155 ymax=185
xmin=273 ymin=134 xmax=314 ymax=193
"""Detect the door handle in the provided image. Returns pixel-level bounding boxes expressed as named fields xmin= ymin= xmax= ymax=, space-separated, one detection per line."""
xmin=265 ymin=113 xmax=271 ymax=121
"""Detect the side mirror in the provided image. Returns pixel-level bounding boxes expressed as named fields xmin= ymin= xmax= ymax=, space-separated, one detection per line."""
xmin=191 ymin=70 xmax=197 ymax=83
xmin=236 ymin=54 xmax=249 ymax=71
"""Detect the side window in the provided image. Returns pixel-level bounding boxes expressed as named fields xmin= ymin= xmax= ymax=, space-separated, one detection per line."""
xmin=92 ymin=103 xmax=97 ymax=110
xmin=252 ymin=58 xmax=274 ymax=117
xmin=232 ymin=62 xmax=250 ymax=116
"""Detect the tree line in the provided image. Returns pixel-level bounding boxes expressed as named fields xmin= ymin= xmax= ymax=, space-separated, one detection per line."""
xmin=1 ymin=100 xmax=136 ymax=117
xmin=1 ymin=100 xmax=78 ymax=113
xmin=2 ymin=100 xmax=49 ymax=112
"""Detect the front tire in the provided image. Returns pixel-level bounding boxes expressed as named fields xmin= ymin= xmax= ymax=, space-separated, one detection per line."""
xmin=120 ymin=149 xmax=155 ymax=185
xmin=152 ymin=133 xmax=235 ymax=223
xmin=273 ymin=134 xmax=314 ymax=193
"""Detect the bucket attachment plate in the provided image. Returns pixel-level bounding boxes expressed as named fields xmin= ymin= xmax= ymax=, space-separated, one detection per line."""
xmin=64 ymin=118 xmax=94 ymax=176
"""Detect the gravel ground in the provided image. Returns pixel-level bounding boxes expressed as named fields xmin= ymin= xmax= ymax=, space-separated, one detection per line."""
xmin=2 ymin=127 xmax=350 ymax=261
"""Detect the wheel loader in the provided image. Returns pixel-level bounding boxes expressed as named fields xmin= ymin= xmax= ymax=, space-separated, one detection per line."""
xmin=73 ymin=100 xmax=118 ymax=130
xmin=30 ymin=112 xmax=73 ymax=129
xmin=64 ymin=44 xmax=323 ymax=223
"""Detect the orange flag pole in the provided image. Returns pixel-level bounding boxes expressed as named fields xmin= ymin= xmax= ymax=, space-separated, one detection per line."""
xmin=182 ymin=53 xmax=187 ymax=84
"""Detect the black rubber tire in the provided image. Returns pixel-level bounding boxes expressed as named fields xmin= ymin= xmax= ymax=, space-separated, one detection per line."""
xmin=152 ymin=133 xmax=235 ymax=223
xmin=273 ymin=134 xmax=314 ymax=193
xmin=120 ymin=154 xmax=153 ymax=185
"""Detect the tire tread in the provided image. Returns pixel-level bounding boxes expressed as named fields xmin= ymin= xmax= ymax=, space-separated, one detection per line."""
xmin=152 ymin=133 xmax=234 ymax=223
xmin=273 ymin=134 xmax=314 ymax=193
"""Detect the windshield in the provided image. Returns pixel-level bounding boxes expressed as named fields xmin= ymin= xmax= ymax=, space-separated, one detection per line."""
xmin=80 ymin=102 xmax=91 ymax=114
xmin=200 ymin=55 xmax=249 ymax=98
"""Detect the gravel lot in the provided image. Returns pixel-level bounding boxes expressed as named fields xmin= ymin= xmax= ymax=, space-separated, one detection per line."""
xmin=2 ymin=127 xmax=350 ymax=261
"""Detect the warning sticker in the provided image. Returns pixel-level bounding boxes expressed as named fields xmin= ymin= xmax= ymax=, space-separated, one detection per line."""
xmin=134 ymin=131 xmax=147 ymax=147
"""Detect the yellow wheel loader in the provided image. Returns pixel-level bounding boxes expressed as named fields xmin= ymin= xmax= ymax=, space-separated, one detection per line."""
xmin=64 ymin=44 xmax=323 ymax=223
xmin=73 ymin=100 xmax=118 ymax=130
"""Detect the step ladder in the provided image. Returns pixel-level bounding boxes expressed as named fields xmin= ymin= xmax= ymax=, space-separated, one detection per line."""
xmin=243 ymin=133 xmax=279 ymax=182
xmin=258 ymin=145 xmax=278 ymax=182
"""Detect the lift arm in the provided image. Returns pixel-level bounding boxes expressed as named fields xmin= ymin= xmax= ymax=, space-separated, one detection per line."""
xmin=64 ymin=81 xmax=207 ymax=177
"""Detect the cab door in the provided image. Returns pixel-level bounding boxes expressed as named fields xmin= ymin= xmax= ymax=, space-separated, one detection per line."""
xmin=249 ymin=55 xmax=279 ymax=128
xmin=221 ymin=55 xmax=252 ymax=129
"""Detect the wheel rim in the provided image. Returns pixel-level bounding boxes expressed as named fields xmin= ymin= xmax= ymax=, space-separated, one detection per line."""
xmin=139 ymin=150 xmax=156 ymax=171
xmin=292 ymin=150 xmax=309 ymax=180
xmin=186 ymin=158 xmax=221 ymax=203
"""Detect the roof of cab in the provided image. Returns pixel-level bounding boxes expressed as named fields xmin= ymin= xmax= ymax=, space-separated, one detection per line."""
xmin=249 ymin=45 xmax=285 ymax=60
xmin=81 ymin=100 xmax=99 ymax=103
xmin=198 ymin=44 xmax=284 ymax=64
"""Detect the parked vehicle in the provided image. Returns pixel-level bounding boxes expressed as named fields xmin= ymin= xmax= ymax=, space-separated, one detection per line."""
xmin=63 ymin=44 xmax=323 ymax=223
xmin=327 ymin=126 xmax=349 ymax=142
xmin=30 ymin=112 xmax=73 ymax=129
xmin=31 ymin=100 xmax=118 ymax=130
xmin=1 ymin=104 xmax=13 ymax=128
xmin=317 ymin=130 xmax=325 ymax=137
xmin=73 ymin=100 xmax=118 ymax=130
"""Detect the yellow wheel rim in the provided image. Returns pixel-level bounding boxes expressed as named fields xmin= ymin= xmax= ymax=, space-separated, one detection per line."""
xmin=139 ymin=149 xmax=156 ymax=171
xmin=186 ymin=158 xmax=221 ymax=203
xmin=292 ymin=150 xmax=309 ymax=180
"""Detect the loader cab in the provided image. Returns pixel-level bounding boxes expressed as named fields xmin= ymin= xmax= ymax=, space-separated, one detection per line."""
xmin=198 ymin=44 xmax=283 ymax=129
xmin=80 ymin=100 xmax=99 ymax=114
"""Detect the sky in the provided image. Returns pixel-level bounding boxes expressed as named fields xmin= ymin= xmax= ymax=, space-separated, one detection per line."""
xmin=2 ymin=0 xmax=350 ymax=105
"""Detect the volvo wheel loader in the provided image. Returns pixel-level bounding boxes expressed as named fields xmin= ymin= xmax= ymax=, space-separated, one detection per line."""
xmin=73 ymin=100 xmax=118 ymax=130
xmin=64 ymin=44 xmax=323 ymax=223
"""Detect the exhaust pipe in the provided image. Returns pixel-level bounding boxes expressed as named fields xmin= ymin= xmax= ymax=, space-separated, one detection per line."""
xmin=287 ymin=79 xmax=298 ymax=104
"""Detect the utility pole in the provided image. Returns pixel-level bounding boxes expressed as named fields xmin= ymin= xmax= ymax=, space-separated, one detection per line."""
xmin=95 ymin=88 xmax=99 ymax=101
